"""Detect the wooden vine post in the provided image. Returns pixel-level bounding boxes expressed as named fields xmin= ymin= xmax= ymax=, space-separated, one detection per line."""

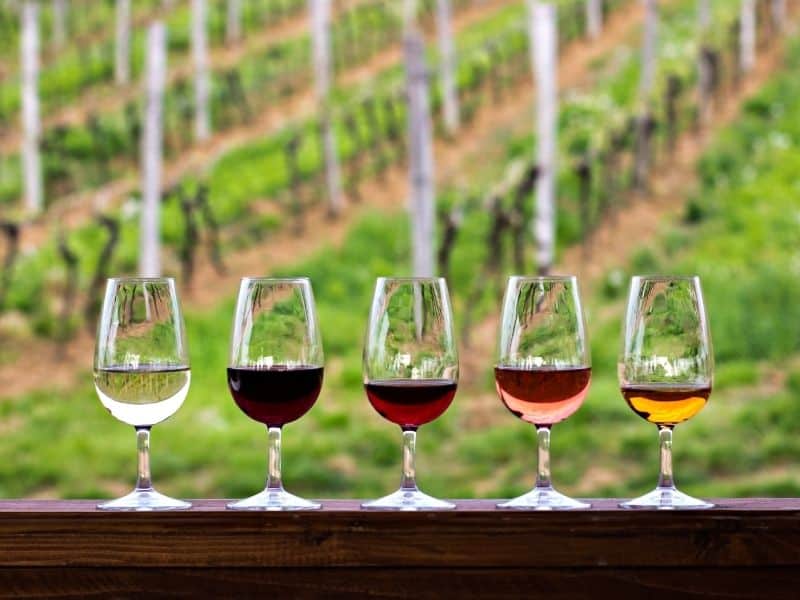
xmin=21 ymin=0 xmax=43 ymax=214
xmin=697 ymin=0 xmax=713 ymax=126
xmin=697 ymin=0 xmax=711 ymax=28
xmin=639 ymin=0 xmax=658 ymax=133
xmin=52 ymin=0 xmax=68 ymax=49
xmin=772 ymin=0 xmax=786 ymax=33
xmin=528 ymin=1 xmax=558 ymax=275
xmin=634 ymin=0 xmax=658 ymax=189
xmin=140 ymin=22 xmax=167 ymax=277
xmin=226 ymin=0 xmax=242 ymax=45
xmin=740 ymin=0 xmax=756 ymax=75
xmin=193 ymin=0 xmax=211 ymax=142
xmin=115 ymin=0 xmax=131 ymax=85
xmin=435 ymin=0 xmax=460 ymax=135
xmin=404 ymin=1 xmax=437 ymax=278
xmin=310 ymin=0 xmax=343 ymax=218
xmin=586 ymin=0 xmax=603 ymax=39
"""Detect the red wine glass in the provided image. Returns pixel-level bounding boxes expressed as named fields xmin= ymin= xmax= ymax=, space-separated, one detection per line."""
xmin=362 ymin=277 xmax=458 ymax=510
xmin=227 ymin=277 xmax=324 ymax=511
xmin=495 ymin=276 xmax=591 ymax=510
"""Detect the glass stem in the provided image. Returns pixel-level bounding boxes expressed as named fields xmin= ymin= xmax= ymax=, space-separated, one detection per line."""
xmin=400 ymin=428 xmax=418 ymax=491
xmin=266 ymin=426 xmax=283 ymax=491
xmin=135 ymin=427 xmax=153 ymax=492
xmin=657 ymin=426 xmax=675 ymax=489
xmin=535 ymin=426 xmax=552 ymax=489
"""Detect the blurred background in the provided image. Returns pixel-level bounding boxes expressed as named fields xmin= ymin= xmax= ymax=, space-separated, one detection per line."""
xmin=0 ymin=0 xmax=798 ymax=501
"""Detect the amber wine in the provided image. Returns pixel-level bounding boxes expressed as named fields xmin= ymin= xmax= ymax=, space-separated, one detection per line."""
xmin=94 ymin=366 xmax=191 ymax=427
xmin=621 ymin=383 xmax=711 ymax=426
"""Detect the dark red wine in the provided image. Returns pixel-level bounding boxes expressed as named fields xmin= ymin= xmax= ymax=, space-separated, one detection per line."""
xmin=494 ymin=366 xmax=591 ymax=427
xmin=365 ymin=379 xmax=457 ymax=430
xmin=227 ymin=365 xmax=323 ymax=427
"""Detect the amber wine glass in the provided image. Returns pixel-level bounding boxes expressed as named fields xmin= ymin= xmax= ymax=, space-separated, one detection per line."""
xmin=619 ymin=275 xmax=714 ymax=509
xmin=362 ymin=277 xmax=458 ymax=510
xmin=495 ymin=276 xmax=591 ymax=510
xmin=93 ymin=277 xmax=191 ymax=511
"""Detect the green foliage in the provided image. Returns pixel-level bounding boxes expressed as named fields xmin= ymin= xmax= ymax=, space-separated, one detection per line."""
xmin=714 ymin=361 xmax=759 ymax=390
xmin=0 ymin=0 xmax=307 ymax=123
xmin=1 ymin=0 xmax=799 ymax=502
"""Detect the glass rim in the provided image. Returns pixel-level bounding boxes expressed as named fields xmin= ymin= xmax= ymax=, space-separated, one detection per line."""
xmin=376 ymin=276 xmax=447 ymax=283
xmin=107 ymin=276 xmax=175 ymax=283
xmin=240 ymin=276 xmax=311 ymax=283
xmin=631 ymin=274 xmax=700 ymax=282
xmin=508 ymin=274 xmax=577 ymax=282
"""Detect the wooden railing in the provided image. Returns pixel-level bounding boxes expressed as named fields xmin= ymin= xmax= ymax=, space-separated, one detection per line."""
xmin=0 ymin=499 xmax=797 ymax=596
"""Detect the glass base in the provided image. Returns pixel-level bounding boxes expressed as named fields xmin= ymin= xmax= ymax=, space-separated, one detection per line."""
xmin=620 ymin=486 xmax=714 ymax=510
xmin=497 ymin=486 xmax=591 ymax=511
xmin=97 ymin=488 xmax=192 ymax=511
xmin=361 ymin=487 xmax=456 ymax=511
xmin=227 ymin=487 xmax=321 ymax=511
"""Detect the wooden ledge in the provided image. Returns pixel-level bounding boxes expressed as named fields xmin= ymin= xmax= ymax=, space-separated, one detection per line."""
xmin=0 ymin=499 xmax=797 ymax=597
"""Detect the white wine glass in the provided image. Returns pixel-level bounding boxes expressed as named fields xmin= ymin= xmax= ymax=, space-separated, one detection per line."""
xmin=93 ymin=277 xmax=191 ymax=511
xmin=619 ymin=275 xmax=714 ymax=509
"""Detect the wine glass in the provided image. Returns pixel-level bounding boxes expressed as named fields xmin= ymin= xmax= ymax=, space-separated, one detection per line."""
xmin=362 ymin=277 xmax=458 ymax=510
xmin=227 ymin=277 xmax=324 ymax=511
xmin=619 ymin=275 xmax=714 ymax=509
xmin=93 ymin=277 xmax=191 ymax=511
xmin=495 ymin=276 xmax=591 ymax=510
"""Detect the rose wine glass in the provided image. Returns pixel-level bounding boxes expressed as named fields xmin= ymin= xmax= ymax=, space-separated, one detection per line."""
xmin=93 ymin=277 xmax=191 ymax=511
xmin=619 ymin=275 xmax=714 ymax=509
xmin=227 ymin=277 xmax=324 ymax=511
xmin=362 ymin=277 xmax=458 ymax=510
xmin=495 ymin=276 xmax=591 ymax=510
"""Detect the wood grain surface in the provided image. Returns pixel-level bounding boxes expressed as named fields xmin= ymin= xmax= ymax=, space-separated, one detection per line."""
xmin=0 ymin=499 xmax=796 ymax=598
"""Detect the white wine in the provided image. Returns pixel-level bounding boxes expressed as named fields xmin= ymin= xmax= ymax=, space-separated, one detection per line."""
xmin=94 ymin=366 xmax=191 ymax=427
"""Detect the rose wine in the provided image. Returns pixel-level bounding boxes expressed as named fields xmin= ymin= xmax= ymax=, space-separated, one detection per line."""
xmin=494 ymin=366 xmax=591 ymax=426
xmin=621 ymin=383 xmax=711 ymax=426
xmin=227 ymin=365 xmax=323 ymax=427
xmin=94 ymin=366 xmax=191 ymax=427
xmin=365 ymin=379 xmax=457 ymax=430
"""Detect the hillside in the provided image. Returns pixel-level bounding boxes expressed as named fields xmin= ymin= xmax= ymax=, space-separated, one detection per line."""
xmin=0 ymin=0 xmax=797 ymax=502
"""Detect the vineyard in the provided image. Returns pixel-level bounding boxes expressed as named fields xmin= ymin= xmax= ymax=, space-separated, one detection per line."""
xmin=0 ymin=0 xmax=798 ymax=501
